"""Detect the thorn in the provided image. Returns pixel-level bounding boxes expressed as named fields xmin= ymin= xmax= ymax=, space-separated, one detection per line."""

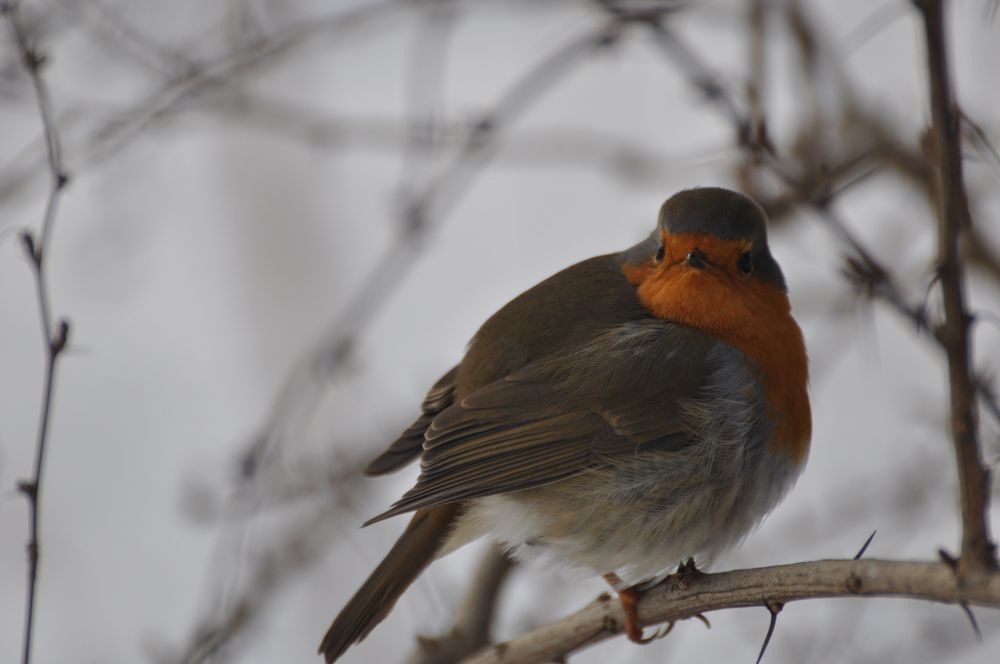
xmin=854 ymin=530 xmax=877 ymax=559
xmin=19 ymin=230 xmax=39 ymax=264
xmin=958 ymin=601 xmax=983 ymax=643
xmin=51 ymin=319 xmax=70 ymax=354
xmin=938 ymin=548 xmax=959 ymax=570
xmin=693 ymin=612 xmax=711 ymax=629
xmin=920 ymin=270 xmax=942 ymax=314
xmin=16 ymin=479 xmax=37 ymax=499
xmin=934 ymin=548 xmax=980 ymax=639
xmin=659 ymin=558 xmax=704 ymax=591
xmin=677 ymin=557 xmax=704 ymax=580
xmin=755 ymin=600 xmax=784 ymax=664
xmin=55 ymin=171 xmax=70 ymax=189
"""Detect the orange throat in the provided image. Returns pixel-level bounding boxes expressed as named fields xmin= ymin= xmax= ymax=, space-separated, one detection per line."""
xmin=623 ymin=236 xmax=811 ymax=463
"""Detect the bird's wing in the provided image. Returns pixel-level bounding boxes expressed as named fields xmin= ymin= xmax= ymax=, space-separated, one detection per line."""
xmin=365 ymin=321 xmax=728 ymax=525
xmin=364 ymin=366 xmax=459 ymax=476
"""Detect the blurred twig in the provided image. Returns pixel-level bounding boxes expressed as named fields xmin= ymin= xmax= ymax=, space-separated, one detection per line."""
xmin=914 ymin=0 xmax=997 ymax=575
xmin=172 ymin=454 xmax=371 ymax=664
xmin=3 ymin=3 xmax=72 ymax=664
xmin=191 ymin=94 xmax=718 ymax=185
xmin=409 ymin=546 xmax=515 ymax=664
xmin=0 ymin=0 xmax=409 ymax=205
xmin=78 ymin=0 xmax=194 ymax=78
xmin=237 ymin=10 xmax=629 ymax=482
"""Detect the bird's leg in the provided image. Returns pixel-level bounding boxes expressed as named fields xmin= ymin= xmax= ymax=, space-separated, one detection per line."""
xmin=603 ymin=572 xmax=661 ymax=644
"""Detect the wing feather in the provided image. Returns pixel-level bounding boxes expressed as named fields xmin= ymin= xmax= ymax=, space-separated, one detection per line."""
xmin=364 ymin=322 xmax=725 ymax=524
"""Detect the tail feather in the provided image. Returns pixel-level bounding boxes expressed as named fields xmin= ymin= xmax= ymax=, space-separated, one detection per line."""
xmin=318 ymin=505 xmax=457 ymax=663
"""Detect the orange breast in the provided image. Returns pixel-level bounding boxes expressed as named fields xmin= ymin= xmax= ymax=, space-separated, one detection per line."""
xmin=623 ymin=235 xmax=811 ymax=463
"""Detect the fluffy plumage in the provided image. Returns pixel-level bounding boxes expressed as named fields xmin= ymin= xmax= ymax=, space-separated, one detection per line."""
xmin=318 ymin=187 xmax=811 ymax=662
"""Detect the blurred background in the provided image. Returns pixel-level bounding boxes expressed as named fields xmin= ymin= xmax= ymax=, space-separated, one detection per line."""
xmin=2 ymin=0 xmax=999 ymax=662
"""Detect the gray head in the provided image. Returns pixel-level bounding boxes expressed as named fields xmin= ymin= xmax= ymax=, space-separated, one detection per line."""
xmin=656 ymin=187 xmax=786 ymax=291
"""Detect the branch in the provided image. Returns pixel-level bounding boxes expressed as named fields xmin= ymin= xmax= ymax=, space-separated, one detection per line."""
xmin=914 ymin=0 xmax=997 ymax=575
xmin=3 ymin=3 xmax=72 ymax=664
xmin=464 ymin=560 xmax=1000 ymax=664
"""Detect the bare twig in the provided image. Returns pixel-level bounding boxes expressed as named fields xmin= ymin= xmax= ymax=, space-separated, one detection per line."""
xmin=173 ymin=456 xmax=371 ymax=664
xmin=463 ymin=560 xmax=1000 ymax=664
xmin=915 ymin=0 xmax=997 ymax=575
xmin=237 ymin=12 xmax=628 ymax=479
xmin=0 ymin=0 xmax=409 ymax=206
xmin=4 ymin=3 xmax=72 ymax=664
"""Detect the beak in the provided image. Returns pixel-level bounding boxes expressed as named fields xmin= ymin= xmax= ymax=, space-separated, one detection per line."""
xmin=686 ymin=248 xmax=709 ymax=269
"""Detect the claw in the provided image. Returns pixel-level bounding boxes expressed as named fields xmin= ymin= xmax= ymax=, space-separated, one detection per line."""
xmin=648 ymin=621 xmax=675 ymax=641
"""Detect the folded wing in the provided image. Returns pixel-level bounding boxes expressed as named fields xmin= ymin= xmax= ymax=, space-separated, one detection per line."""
xmin=366 ymin=321 xmax=725 ymax=525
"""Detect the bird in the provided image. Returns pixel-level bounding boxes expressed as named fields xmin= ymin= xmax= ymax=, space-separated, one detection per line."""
xmin=318 ymin=187 xmax=811 ymax=662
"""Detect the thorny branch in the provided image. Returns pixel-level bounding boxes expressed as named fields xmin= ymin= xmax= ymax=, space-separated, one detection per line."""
xmin=463 ymin=560 xmax=1000 ymax=664
xmin=914 ymin=0 xmax=997 ymax=576
xmin=4 ymin=3 xmax=72 ymax=664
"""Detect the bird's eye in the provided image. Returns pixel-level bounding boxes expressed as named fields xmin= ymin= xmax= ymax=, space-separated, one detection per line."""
xmin=737 ymin=251 xmax=753 ymax=275
xmin=655 ymin=245 xmax=665 ymax=263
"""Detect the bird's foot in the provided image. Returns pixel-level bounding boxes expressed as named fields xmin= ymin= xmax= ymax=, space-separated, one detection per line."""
xmin=616 ymin=586 xmax=658 ymax=643
xmin=603 ymin=573 xmax=671 ymax=644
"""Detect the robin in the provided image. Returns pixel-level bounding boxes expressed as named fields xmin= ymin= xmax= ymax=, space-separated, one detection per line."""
xmin=319 ymin=187 xmax=811 ymax=662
